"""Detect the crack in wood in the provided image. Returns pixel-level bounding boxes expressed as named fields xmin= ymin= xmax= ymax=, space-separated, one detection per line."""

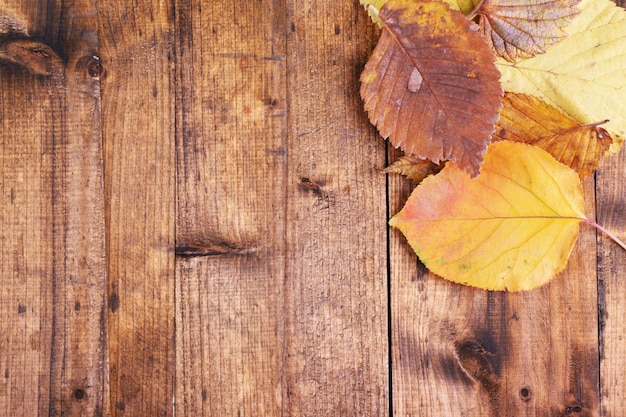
xmin=175 ymin=241 xmax=259 ymax=258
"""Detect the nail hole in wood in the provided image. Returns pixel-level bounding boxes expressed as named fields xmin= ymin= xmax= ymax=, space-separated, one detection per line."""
xmin=73 ymin=388 xmax=85 ymax=401
xmin=519 ymin=387 xmax=531 ymax=401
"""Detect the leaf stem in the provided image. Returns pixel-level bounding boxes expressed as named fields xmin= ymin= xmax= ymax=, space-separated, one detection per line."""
xmin=585 ymin=219 xmax=626 ymax=251
xmin=583 ymin=119 xmax=610 ymax=128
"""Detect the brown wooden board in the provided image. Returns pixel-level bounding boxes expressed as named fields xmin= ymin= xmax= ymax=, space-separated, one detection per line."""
xmin=390 ymin=124 xmax=600 ymax=417
xmin=284 ymin=1 xmax=389 ymax=414
xmin=0 ymin=52 xmax=56 ymax=417
xmin=597 ymin=147 xmax=626 ymax=416
xmin=98 ymin=1 xmax=176 ymax=415
xmin=598 ymin=0 xmax=626 ymax=407
xmin=174 ymin=1 xmax=287 ymax=415
xmin=0 ymin=1 xmax=107 ymax=415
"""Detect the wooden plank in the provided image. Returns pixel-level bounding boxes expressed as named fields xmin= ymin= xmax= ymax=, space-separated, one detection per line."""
xmin=388 ymin=157 xmax=496 ymax=416
xmin=389 ymin=158 xmax=600 ymax=414
xmin=0 ymin=1 xmax=107 ymax=415
xmin=173 ymin=1 xmax=287 ymax=415
xmin=597 ymin=151 xmax=626 ymax=416
xmin=0 ymin=49 xmax=56 ymax=417
xmin=284 ymin=2 xmax=389 ymax=415
xmin=598 ymin=3 xmax=626 ymax=412
xmin=98 ymin=1 xmax=176 ymax=415
xmin=47 ymin=2 xmax=107 ymax=416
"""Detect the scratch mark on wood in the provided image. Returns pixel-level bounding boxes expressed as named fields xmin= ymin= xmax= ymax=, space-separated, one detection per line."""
xmin=215 ymin=52 xmax=257 ymax=59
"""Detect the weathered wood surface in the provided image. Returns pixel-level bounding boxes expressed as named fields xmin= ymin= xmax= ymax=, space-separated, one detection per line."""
xmin=0 ymin=1 xmax=106 ymax=416
xmin=0 ymin=0 xmax=624 ymax=416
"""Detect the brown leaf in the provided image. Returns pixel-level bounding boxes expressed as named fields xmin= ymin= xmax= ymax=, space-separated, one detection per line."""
xmin=493 ymin=92 xmax=612 ymax=178
xmin=384 ymin=154 xmax=443 ymax=183
xmin=360 ymin=0 xmax=502 ymax=176
xmin=476 ymin=0 xmax=580 ymax=62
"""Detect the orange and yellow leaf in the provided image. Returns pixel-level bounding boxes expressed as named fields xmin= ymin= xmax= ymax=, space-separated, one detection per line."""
xmin=390 ymin=141 xmax=586 ymax=291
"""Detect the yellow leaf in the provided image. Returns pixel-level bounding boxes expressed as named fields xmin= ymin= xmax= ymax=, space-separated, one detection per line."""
xmin=390 ymin=141 xmax=586 ymax=291
xmin=496 ymin=0 xmax=626 ymax=151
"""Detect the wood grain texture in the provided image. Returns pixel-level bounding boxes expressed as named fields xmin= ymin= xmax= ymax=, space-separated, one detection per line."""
xmin=0 ymin=52 xmax=56 ymax=417
xmin=390 ymin=165 xmax=600 ymax=416
xmin=1 ymin=0 xmax=625 ymax=416
xmin=597 ymin=150 xmax=626 ymax=417
xmin=98 ymin=1 xmax=176 ymax=415
xmin=0 ymin=1 xmax=44 ymax=37
xmin=47 ymin=1 xmax=107 ymax=416
xmin=174 ymin=1 xmax=287 ymax=415
xmin=284 ymin=1 xmax=389 ymax=415
xmin=0 ymin=1 xmax=107 ymax=416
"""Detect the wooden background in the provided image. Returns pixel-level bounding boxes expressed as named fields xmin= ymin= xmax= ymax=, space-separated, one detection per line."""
xmin=0 ymin=0 xmax=624 ymax=416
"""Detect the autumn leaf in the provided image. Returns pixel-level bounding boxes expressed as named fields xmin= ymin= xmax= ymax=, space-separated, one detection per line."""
xmin=493 ymin=93 xmax=612 ymax=178
xmin=496 ymin=0 xmax=626 ymax=151
xmin=475 ymin=0 xmax=580 ymax=62
xmin=390 ymin=141 xmax=588 ymax=291
xmin=360 ymin=0 xmax=502 ymax=176
xmin=384 ymin=154 xmax=443 ymax=183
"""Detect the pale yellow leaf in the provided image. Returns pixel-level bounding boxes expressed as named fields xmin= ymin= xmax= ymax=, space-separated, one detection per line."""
xmin=496 ymin=0 xmax=626 ymax=151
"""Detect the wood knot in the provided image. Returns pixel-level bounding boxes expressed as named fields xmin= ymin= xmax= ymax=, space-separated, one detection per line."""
xmin=87 ymin=55 xmax=102 ymax=78
xmin=454 ymin=339 xmax=500 ymax=403
xmin=0 ymin=38 xmax=63 ymax=75
xmin=175 ymin=239 xmax=259 ymax=258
